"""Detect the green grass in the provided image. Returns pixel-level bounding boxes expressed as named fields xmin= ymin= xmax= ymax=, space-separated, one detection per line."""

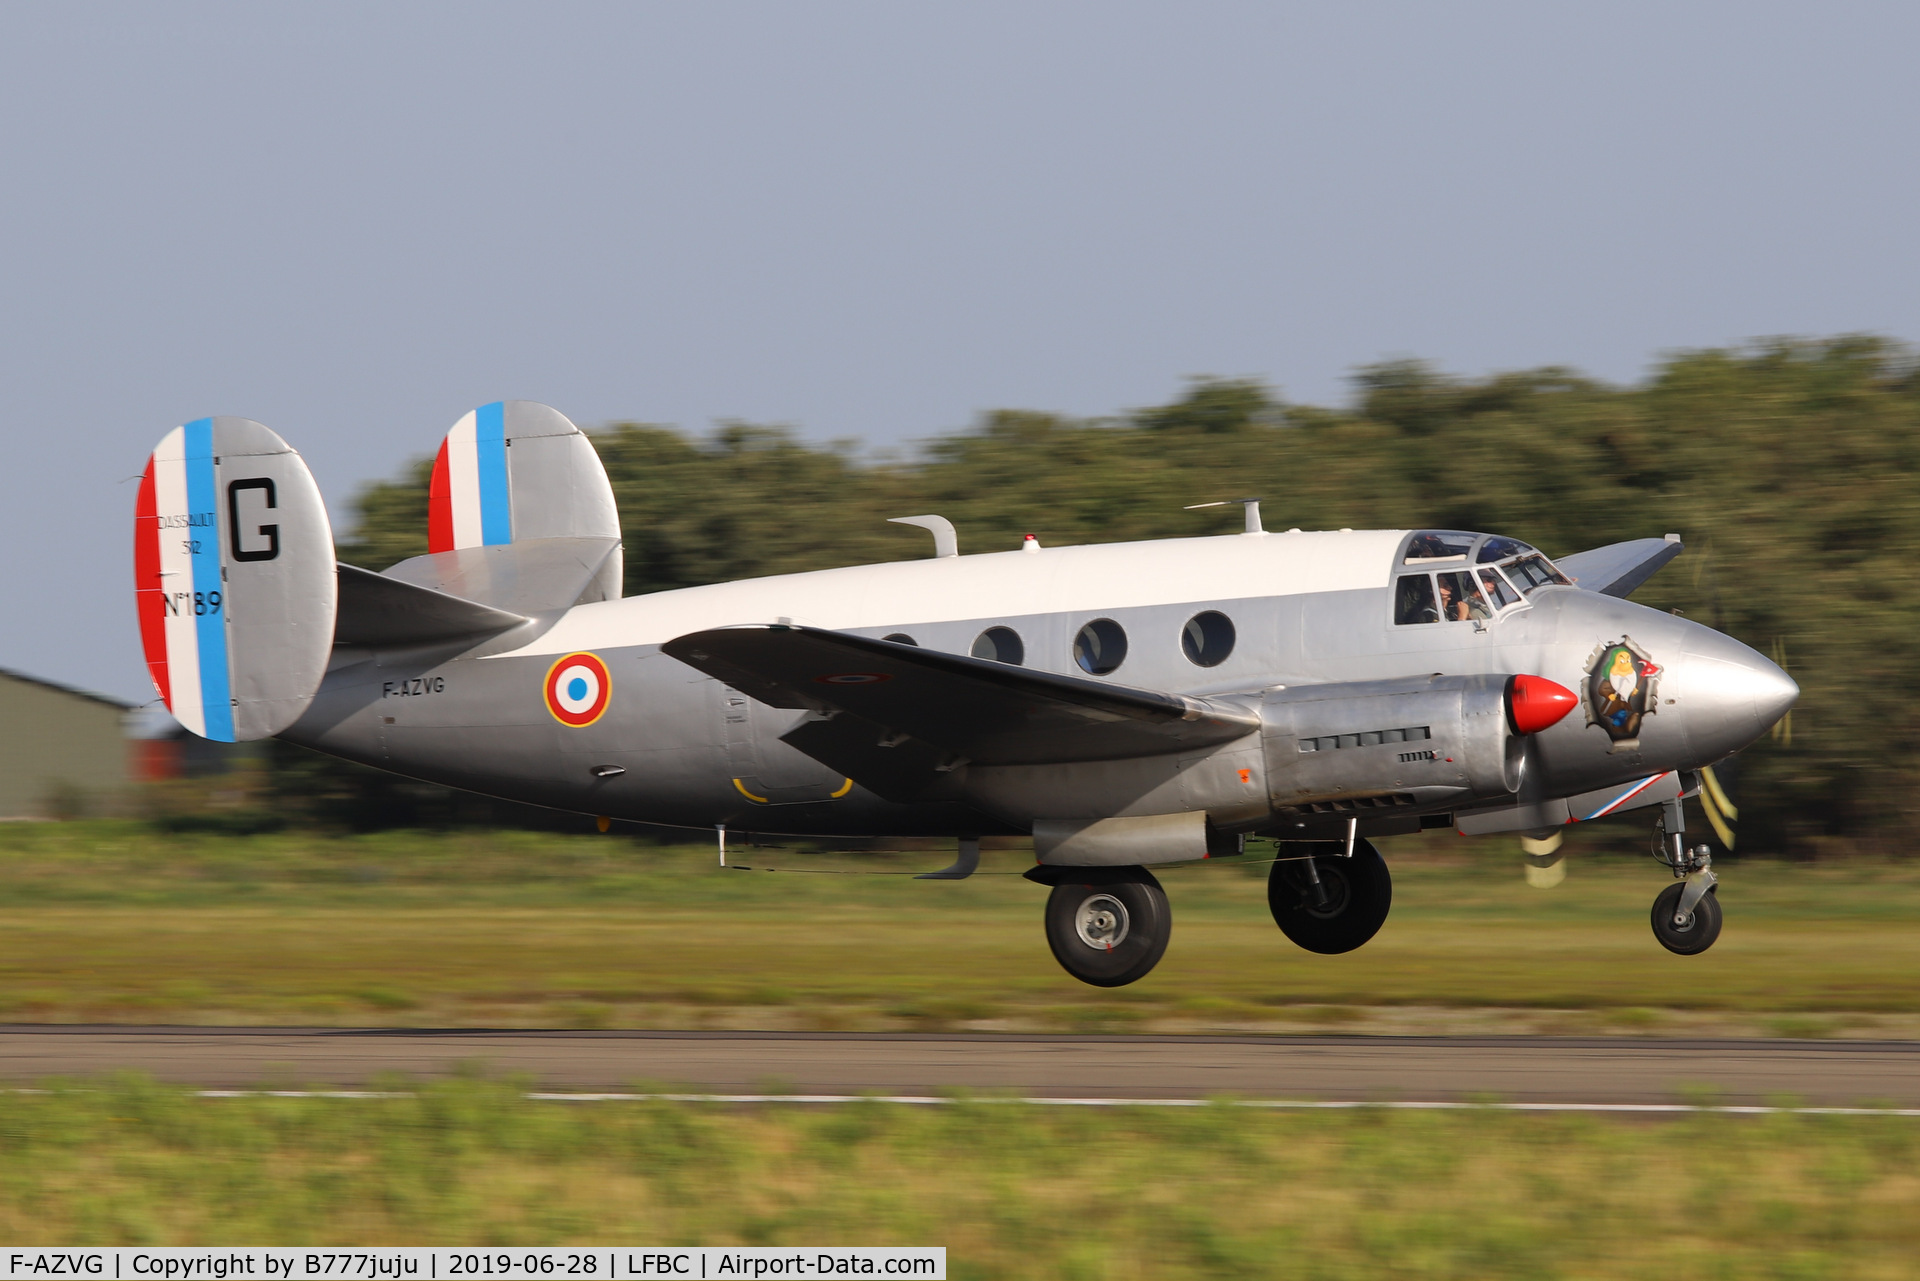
xmin=3 ymin=822 xmax=1919 ymax=1033
xmin=5 ymin=826 xmax=1919 ymax=1269
xmin=1 ymin=1077 xmax=1917 ymax=1276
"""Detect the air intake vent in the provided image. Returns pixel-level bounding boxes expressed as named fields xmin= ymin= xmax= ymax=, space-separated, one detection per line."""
xmin=1299 ymin=726 xmax=1431 ymax=753
xmin=1279 ymin=793 xmax=1419 ymax=815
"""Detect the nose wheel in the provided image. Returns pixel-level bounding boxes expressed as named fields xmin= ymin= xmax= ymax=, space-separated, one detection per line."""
xmin=1040 ymin=868 xmax=1171 ymax=988
xmin=1651 ymin=880 xmax=1722 ymax=954
xmin=1650 ymin=796 xmax=1723 ymax=955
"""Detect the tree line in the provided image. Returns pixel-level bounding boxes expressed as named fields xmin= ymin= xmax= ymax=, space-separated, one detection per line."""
xmin=332 ymin=337 xmax=1920 ymax=854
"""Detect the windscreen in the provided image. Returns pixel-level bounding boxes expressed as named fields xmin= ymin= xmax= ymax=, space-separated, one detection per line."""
xmin=1394 ymin=530 xmax=1571 ymax=623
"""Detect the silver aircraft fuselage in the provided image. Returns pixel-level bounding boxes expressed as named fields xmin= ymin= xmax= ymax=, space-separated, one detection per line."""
xmin=281 ymin=527 xmax=1796 ymax=842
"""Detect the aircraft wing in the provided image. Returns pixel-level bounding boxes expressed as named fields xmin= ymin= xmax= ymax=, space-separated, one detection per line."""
xmin=1557 ymin=535 xmax=1683 ymax=598
xmin=663 ymin=624 xmax=1261 ymax=768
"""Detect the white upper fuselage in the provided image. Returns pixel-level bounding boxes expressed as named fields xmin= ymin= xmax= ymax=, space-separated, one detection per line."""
xmin=495 ymin=528 xmax=1400 ymax=666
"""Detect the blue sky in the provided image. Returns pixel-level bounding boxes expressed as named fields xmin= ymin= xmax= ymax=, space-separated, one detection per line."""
xmin=5 ymin=2 xmax=1917 ymax=701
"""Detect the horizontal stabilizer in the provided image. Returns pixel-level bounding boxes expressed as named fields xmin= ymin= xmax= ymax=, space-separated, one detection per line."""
xmin=663 ymin=624 xmax=1260 ymax=767
xmin=380 ymin=537 xmax=622 ymax=615
xmin=1558 ymin=536 xmax=1683 ymax=598
xmin=335 ymin=563 xmax=527 ymax=647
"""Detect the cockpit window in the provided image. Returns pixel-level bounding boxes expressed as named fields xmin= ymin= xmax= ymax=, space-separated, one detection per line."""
xmin=1476 ymin=535 xmax=1534 ymax=563
xmin=1436 ymin=571 xmax=1491 ymax=621
xmin=1478 ymin=567 xmax=1520 ymax=609
xmin=1402 ymin=531 xmax=1476 ymax=563
xmin=1396 ymin=531 xmax=1569 ymax=622
xmin=1504 ymin=554 xmax=1572 ymax=594
xmin=1394 ymin=574 xmax=1440 ymax=624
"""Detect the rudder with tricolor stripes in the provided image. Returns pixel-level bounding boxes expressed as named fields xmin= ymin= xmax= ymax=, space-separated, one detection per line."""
xmin=428 ymin=402 xmax=620 ymax=552
xmin=410 ymin=401 xmax=622 ymax=610
xmin=133 ymin=418 xmax=336 ymax=741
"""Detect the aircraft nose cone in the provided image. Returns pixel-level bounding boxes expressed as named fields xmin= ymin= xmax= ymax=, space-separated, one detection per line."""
xmin=1755 ymin=663 xmax=1800 ymax=729
xmin=1675 ymin=627 xmax=1799 ymax=761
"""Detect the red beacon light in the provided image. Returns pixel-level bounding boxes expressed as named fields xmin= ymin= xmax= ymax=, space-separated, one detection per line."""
xmin=1506 ymin=674 xmax=1579 ymax=735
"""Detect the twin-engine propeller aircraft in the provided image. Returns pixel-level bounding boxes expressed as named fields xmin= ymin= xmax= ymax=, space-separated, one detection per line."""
xmin=134 ymin=404 xmax=1798 ymax=985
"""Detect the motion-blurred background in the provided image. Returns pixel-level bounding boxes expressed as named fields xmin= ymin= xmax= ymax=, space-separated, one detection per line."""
xmin=10 ymin=352 xmax=1914 ymax=856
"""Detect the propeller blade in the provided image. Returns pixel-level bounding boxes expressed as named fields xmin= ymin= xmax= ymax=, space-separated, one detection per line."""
xmin=1699 ymin=763 xmax=1738 ymax=850
xmin=1520 ymin=830 xmax=1566 ymax=888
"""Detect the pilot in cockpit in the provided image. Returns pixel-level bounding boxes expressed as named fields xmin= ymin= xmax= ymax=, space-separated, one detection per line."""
xmin=1437 ymin=572 xmax=1491 ymax=622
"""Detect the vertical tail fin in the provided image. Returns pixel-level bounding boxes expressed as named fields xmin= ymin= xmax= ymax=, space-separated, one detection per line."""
xmin=428 ymin=401 xmax=620 ymax=551
xmin=389 ymin=401 xmax=622 ymax=611
xmin=133 ymin=418 xmax=336 ymax=741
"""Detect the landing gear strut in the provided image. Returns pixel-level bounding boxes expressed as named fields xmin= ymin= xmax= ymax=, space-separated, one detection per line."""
xmin=1036 ymin=866 xmax=1172 ymax=988
xmin=1268 ymin=837 xmax=1393 ymax=954
xmin=1651 ymin=797 xmax=1722 ymax=955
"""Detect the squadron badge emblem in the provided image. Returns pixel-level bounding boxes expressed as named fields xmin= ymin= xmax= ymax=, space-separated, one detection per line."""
xmin=1586 ymin=637 xmax=1661 ymax=753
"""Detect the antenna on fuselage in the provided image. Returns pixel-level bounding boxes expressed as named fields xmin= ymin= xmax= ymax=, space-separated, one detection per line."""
xmin=1184 ymin=498 xmax=1265 ymax=535
xmin=888 ymin=514 xmax=959 ymax=558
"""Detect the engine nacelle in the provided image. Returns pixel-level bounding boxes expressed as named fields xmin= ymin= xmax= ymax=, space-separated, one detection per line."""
xmin=1260 ymin=674 xmax=1524 ymax=824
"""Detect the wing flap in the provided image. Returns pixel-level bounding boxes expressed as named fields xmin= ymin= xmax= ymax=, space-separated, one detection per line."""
xmin=663 ymin=625 xmax=1260 ymax=766
xmin=1558 ymin=536 xmax=1684 ymax=598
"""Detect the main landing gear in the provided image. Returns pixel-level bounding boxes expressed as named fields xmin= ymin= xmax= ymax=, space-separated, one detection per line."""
xmin=1031 ymin=866 xmax=1172 ymax=988
xmin=1030 ymin=836 xmax=1398 ymax=987
xmin=1651 ymin=797 xmax=1722 ymax=955
xmin=1268 ymin=837 xmax=1394 ymax=954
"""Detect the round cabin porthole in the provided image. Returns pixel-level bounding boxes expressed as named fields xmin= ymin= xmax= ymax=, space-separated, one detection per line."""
xmin=883 ymin=633 xmax=918 ymax=646
xmin=971 ymin=626 xmax=1025 ymax=666
xmin=1182 ymin=610 xmax=1236 ymax=667
xmin=1073 ymin=618 xmax=1128 ymax=675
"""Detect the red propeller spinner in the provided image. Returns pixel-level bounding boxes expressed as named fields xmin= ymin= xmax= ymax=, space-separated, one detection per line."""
xmin=1506 ymin=674 xmax=1579 ymax=735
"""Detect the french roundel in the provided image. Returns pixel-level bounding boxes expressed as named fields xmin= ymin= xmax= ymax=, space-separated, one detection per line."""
xmin=544 ymin=652 xmax=612 ymax=727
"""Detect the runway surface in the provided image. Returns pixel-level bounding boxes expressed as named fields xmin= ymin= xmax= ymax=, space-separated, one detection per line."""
xmin=3 ymin=1027 xmax=1918 ymax=1106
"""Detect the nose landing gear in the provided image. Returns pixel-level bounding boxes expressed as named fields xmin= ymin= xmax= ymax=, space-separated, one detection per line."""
xmin=1651 ymin=797 xmax=1722 ymax=955
xmin=1651 ymin=879 xmax=1721 ymax=954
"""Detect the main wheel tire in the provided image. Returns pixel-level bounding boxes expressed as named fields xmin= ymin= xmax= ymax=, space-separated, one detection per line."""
xmin=1044 ymin=870 xmax=1171 ymax=988
xmin=1268 ymin=839 xmax=1393 ymax=955
xmin=1650 ymin=881 xmax=1722 ymax=955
